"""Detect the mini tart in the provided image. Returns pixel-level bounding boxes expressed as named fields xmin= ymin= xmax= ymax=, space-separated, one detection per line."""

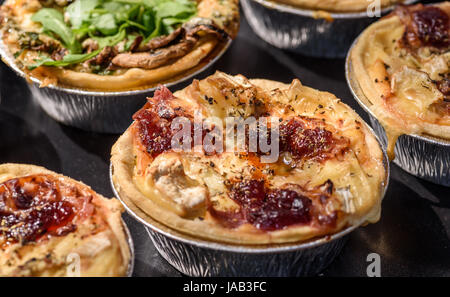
xmin=111 ymin=72 xmax=386 ymax=245
xmin=0 ymin=0 xmax=239 ymax=91
xmin=0 ymin=164 xmax=131 ymax=277
xmin=349 ymin=2 xmax=450 ymax=158
xmin=272 ymin=0 xmax=403 ymax=13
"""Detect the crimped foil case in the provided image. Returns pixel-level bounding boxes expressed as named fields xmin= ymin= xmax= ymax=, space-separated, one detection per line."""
xmin=110 ymin=142 xmax=389 ymax=276
xmin=144 ymin=224 xmax=349 ymax=277
xmin=0 ymin=39 xmax=231 ymax=133
xmin=241 ymin=0 xmax=418 ymax=58
xmin=346 ymin=45 xmax=450 ymax=187
xmin=122 ymin=219 xmax=136 ymax=277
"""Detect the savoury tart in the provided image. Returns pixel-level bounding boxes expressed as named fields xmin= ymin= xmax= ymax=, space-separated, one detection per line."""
xmin=0 ymin=0 xmax=239 ymax=91
xmin=111 ymin=72 xmax=386 ymax=245
xmin=0 ymin=163 xmax=131 ymax=276
xmin=349 ymin=2 xmax=450 ymax=158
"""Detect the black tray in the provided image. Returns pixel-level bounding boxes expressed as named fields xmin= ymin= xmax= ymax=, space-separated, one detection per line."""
xmin=0 ymin=3 xmax=448 ymax=277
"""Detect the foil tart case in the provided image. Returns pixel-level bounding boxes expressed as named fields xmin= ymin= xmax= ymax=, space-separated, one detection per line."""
xmin=241 ymin=0 xmax=418 ymax=58
xmin=0 ymin=39 xmax=231 ymax=134
xmin=110 ymin=138 xmax=389 ymax=276
xmin=122 ymin=218 xmax=136 ymax=277
xmin=346 ymin=42 xmax=450 ymax=187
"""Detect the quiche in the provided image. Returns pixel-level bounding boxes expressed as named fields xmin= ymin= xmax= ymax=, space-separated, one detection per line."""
xmin=349 ymin=2 xmax=450 ymax=159
xmin=272 ymin=0 xmax=404 ymax=13
xmin=111 ymin=72 xmax=387 ymax=245
xmin=0 ymin=164 xmax=131 ymax=277
xmin=0 ymin=0 xmax=239 ymax=91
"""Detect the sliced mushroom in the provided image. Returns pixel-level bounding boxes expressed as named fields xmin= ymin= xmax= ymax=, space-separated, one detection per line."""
xmin=112 ymin=18 xmax=228 ymax=69
xmin=89 ymin=46 xmax=118 ymax=66
xmin=137 ymin=28 xmax=183 ymax=52
xmin=183 ymin=18 xmax=228 ymax=41
xmin=111 ymin=36 xmax=197 ymax=69
xmin=82 ymin=39 xmax=99 ymax=53
xmin=137 ymin=19 xmax=228 ymax=53
xmin=127 ymin=35 xmax=143 ymax=52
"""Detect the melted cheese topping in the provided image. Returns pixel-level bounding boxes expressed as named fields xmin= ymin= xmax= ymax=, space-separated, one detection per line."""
xmin=350 ymin=3 xmax=450 ymax=159
xmin=111 ymin=72 xmax=386 ymax=244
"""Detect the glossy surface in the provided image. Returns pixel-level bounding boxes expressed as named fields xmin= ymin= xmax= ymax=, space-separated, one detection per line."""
xmin=133 ymin=87 xmax=186 ymax=158
xmin=0 ymin=175 xmax=75 ymax=244
xmin=280 ymin=118 xmax=349 ymax=163
xmin=218 ymin=179 xmax=313 ymax=230
xmin=413 ymin=7 xmax=449 ymax=49
xmin=0 ymin=4 xmax=449 ymax=276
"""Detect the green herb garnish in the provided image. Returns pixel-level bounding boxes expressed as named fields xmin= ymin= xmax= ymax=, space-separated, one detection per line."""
xmin=31 ymin=8 xmax=81 ymax=54
xmin=29 ymin=0 xmax=197 ymax=69
xmin=29 ymin=49 xmax=101 ymax=70
xmin=66 ymin=0 xmax=100 ymax=29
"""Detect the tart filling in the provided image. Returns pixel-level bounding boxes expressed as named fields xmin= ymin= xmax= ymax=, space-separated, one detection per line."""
xmin=0 ymin=0 xmax=239 ymax=91
xmin=350 ymin=2 xmax=450 ymax=158
xmin=0 ymin=164 xmax=130 ymax=276
xmin=111 ymin=72 xmax=386 ymax=244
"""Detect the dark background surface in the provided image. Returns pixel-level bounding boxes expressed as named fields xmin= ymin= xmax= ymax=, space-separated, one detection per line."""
xmin=0 ymin=1 xmax=449 ymax=277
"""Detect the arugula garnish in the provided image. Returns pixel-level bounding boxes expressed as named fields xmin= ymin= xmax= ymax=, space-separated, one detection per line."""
xmin=31 ymin=8 xmax=81 ymax=54
xmin=29 ymin=49 xmax=101 ymax=70
xmin=92 ymin=13 xmax=119 ymax=35
xmin=29 ymin=0 xmax=197 ymax=69
xmin=92 ymin=23 xmax=129 ymax=48
xmin=66 ymin=0 xmax=100 ymax=29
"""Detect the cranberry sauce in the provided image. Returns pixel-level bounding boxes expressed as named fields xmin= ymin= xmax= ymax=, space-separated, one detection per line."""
xmin=0 ymin=175 xmax=76 ymax=245
xmin=134 ymin=86 xmax=214 ymax=158
xmin=232 ymin=180 xmax=312 ymax=231
xmin=133 ymin=86 xmax=184 ymax=158
xmin=210 ymin=180 xmax=313 ymax=231
xmin=413 ymin=7 xmax=449 ymax=50
xmin=279 ymin=117 xmax=349 ymax=164
xmin=398 ymin=5 xmax=450 ymax=51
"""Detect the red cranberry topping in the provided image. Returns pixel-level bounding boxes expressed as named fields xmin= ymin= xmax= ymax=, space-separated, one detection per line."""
xmin=396 ymin=5 xmax=450 ymax=51
xmin=279 ymin=118 xmax=348 ymax=163
xmin=0 ymin=176 xmax=76 ymax=244
xmin=134 ymin=86 xmax=217 ymax=158
xmin=228 ymin=180 xmax=312 ymax=231
xmin=210 ymin=179 xmax=339 ymax=231
xmin=413 ymin=7 xmax=449 ymax=50
xmin=133 ymin=108 xmax=176 ymax=158
xmin=133 ymin=86 xmax=183 ymax=158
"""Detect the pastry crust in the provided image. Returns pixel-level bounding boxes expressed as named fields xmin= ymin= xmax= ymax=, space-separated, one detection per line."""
xmin=272 ymin=0 xmax=402 ymax=13
xmin=0 ymin=164 xmax=131 ymax=277
xmin=111 ymin=72 xmax=386 ymax=245
xmin=349 ymin=2 xmax=450 ymax=158
xmin=0 ymin=0 xmax=239 ymax=91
